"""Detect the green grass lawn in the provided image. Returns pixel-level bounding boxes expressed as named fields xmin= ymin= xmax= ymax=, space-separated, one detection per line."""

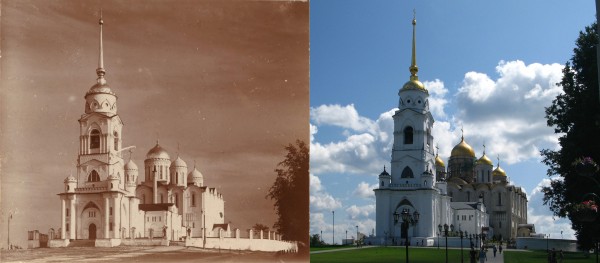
xmin=311 ymin=247 xmax=599 ymax=263
xmin=504 ymin=250 xmax=598 ymax=263
xmin=311 ymin=246 xmax=470 ymax=263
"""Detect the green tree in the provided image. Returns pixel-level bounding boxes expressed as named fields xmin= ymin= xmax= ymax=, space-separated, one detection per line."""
xmin=542 ymin=22 xmax=600 ymax=250
xmin=310 ymin=233 xmax=325 ymax=247
xmin=266 ymin=140 xmax=309 ymax=244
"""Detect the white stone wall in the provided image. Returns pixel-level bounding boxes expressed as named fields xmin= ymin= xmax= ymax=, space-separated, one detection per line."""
xmin=185 ymin=237 xmax=297 ymax=252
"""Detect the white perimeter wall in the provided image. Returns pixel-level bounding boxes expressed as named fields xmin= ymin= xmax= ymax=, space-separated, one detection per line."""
xmin=186 ymin=237 xmax=297 ymax=252
xmin=516 ymin=237 xmax=578 ymax=252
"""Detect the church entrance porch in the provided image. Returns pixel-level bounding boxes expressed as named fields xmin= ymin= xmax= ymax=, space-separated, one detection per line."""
xmin=89 ymin=224 xmax=97 ymax=240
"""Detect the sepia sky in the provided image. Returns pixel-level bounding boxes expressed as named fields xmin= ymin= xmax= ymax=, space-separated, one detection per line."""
xmin=0 ymin=0 xmax=308 ymax=248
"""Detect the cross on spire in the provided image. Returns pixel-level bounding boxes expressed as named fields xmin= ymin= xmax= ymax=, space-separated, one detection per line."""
xmin=409 ymin=9 xmax=419 ymax=80
xmin=96 ymin=8 xmax=106 ymax=84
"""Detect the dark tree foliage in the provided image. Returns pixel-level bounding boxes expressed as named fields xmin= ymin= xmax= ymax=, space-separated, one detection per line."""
xmin=542 ymin=22 xmax=600 ymax=250
xmin=310 ymin=234 xmax=325 ymax=247
xmin=252 ymin=223 xmax=269 ymax=233
xmin=266 ymin=140 xmax=309 ymax=245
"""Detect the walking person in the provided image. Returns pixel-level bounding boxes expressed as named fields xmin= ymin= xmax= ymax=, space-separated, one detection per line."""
xmin=479 ymin=247 xmax=487 ymax=263
xmin=499 ymin=244 xmax=503 ymax=254
xmin=558 ymin=250 xmax=564 ymax=263
xmin=493 ymin=245 xmax=497 ymax=257
xmin=469 ymin=247 xmax=477 ymax=263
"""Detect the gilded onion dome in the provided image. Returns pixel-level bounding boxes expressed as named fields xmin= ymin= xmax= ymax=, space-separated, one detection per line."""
xmin=400 ymin=13 xmax=428 ymax=93
xmin=171 ymin=156 xmax=187 ymax=167
xmin=188 ymin=167 xmax=203 ymax=182
xmin=478 ymin=153 xmax=493 ymax=166
xmin=493 ymin=156 xmax=507 ymax=176
xmin=146 ymin=142 xmax=170 ymax=160
xmin=493 ymin=166 xmax=507 ymax=177
xmin=124 ymin=159 xmax=138 ymax=170
xmin=435 ymin=154 xmax=445 ymax=167
xmin=451 ymin=136 xmax=476 ymax=158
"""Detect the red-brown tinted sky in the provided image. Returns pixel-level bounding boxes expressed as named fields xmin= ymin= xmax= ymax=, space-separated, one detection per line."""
xmin=0 ymin=0 xmax=308 ymax=248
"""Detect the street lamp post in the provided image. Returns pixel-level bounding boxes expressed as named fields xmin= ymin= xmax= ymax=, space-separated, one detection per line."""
xmin=332 ymin=211 xmax=335 ymax=245
xmin=399 ymin=209 xmax=420 ymax=263
xmin=346 ymin=230 xmax=348 ymax=245
xmin=437 ymin=227 xmax=441 ymax=250
xmin=356 ymin=225 xmax=359 ymax=247
xmin=8 ymin=212 xmax=13 ymax=250
xmin=460 ymin=230 xmax=464 ymax=263
xmin=394 ymin=211 xmax=400 ymax=247
xmin=444 ymin=223 xmax=449 ymax=263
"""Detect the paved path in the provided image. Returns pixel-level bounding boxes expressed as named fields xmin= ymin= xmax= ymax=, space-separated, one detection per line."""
xmin=485 ymin=249 xmax=505 ymax=263
xmin=310 ymin=246 xmax=374 ymax=254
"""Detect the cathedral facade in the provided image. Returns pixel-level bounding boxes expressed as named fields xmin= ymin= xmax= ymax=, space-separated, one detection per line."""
xmin=374 ymin=16 xmax=528 ymax=245
xmin=55 ymin=16 xmax=228 ymax=245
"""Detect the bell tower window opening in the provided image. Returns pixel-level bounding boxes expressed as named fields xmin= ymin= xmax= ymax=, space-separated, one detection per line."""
xmin=404 ymin=127 xmax=414 ymax=144
xmin=400 ymin=166 xmax=414 ymax=178
xmin=90 ymin=129 xmax=100 ymax=149
xmin=88 ymin=170 xmax=100 ymax=182
xmin=113 ymin=131 xmax=119 ymax=151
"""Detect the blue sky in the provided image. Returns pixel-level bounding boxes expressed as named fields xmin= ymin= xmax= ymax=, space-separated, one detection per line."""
xmin=310 ymin=0 xmax=595 ymax=243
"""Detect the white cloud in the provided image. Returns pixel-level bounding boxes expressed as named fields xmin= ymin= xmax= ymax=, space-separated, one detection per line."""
xmin=353 ymin=181 xmax=377 ymax=199
xmin=310 ymin=104 xmax=375 ymax=132
xmin=310 ymin=106 xmax=394 ymax=175
xmin=454 ymin=60 xmax=563 ymax=164
xmin=527 ymin=177 xmax=575 ymax=240
xmin=310 ymin=173 xmax=322 ymax=192
xmin=424 ymin=79 xmax=449 ymax=119
xmin=346 ymin=204 xmax=375 ymax=220
xmin=310 ymin=193 xmax=342 ymax=211
xmin=310 ymin=173 xmax=342 ymax=212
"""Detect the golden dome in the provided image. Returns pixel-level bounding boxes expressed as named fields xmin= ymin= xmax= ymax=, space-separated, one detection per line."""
xmin=492 ymin=166 xmax=506 ymax=177
xmin=401 ymin=79 xmax=427 ymax=92
xmin=451 ymin=137 xmax=475 ymax=158
xmin=478 ymin=154 xmax=493 ymax=166
xmin=146 ymin=143 xmax=170 ymax=160
xmin=435 ymin=154 xmax=445 ymax=167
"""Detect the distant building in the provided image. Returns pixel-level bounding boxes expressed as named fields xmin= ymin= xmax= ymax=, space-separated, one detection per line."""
xmin=374 ymin=16 xmax=528 ymax=246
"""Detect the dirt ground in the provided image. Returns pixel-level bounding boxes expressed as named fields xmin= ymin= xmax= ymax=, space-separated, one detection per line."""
xmin=0 ymin=246 xmax=308 ymax=263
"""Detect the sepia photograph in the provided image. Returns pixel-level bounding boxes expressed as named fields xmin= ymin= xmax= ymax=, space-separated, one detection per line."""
xmin=1 ymin=0 xmax=308 ymax=262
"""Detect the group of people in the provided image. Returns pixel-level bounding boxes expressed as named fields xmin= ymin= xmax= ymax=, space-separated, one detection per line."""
xmin=469 ymin=244 xmax=503 ymax=263
xmin=547 ymin=248 xmax=564 ymax=263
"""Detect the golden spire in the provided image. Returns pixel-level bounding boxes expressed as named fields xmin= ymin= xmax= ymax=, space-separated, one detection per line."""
xmin=409 ymin=9 xmax=419 ymax=81
xmin=96 ymin=9 xmax=106 ymax=85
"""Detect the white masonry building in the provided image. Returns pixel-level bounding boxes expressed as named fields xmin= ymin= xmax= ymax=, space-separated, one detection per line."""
xmin=373 ymin=16 xmax=528 ymax=246
xmin=52 ymin=16 xmax=229 ymax=247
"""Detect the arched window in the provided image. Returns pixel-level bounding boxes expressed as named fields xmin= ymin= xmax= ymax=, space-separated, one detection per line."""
xmin=381 ymin=181 xmax=384 ymax=187
xmin=426 ymin=128 xmax=431 ymax=146
xmin=90 ymin=129 xmax=100 ymax=149
xmin=88 ymin=170 xmax=100 ymax=182
xmin=142 ymin=194 xmax=146 ymax=204
xmin=404 ymin=127 xmax=414 ymax=144
xmin=401 ymin=167 xmax=414 ymax=178
xmin=113 ymin=132 xmax=119 ymax=151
